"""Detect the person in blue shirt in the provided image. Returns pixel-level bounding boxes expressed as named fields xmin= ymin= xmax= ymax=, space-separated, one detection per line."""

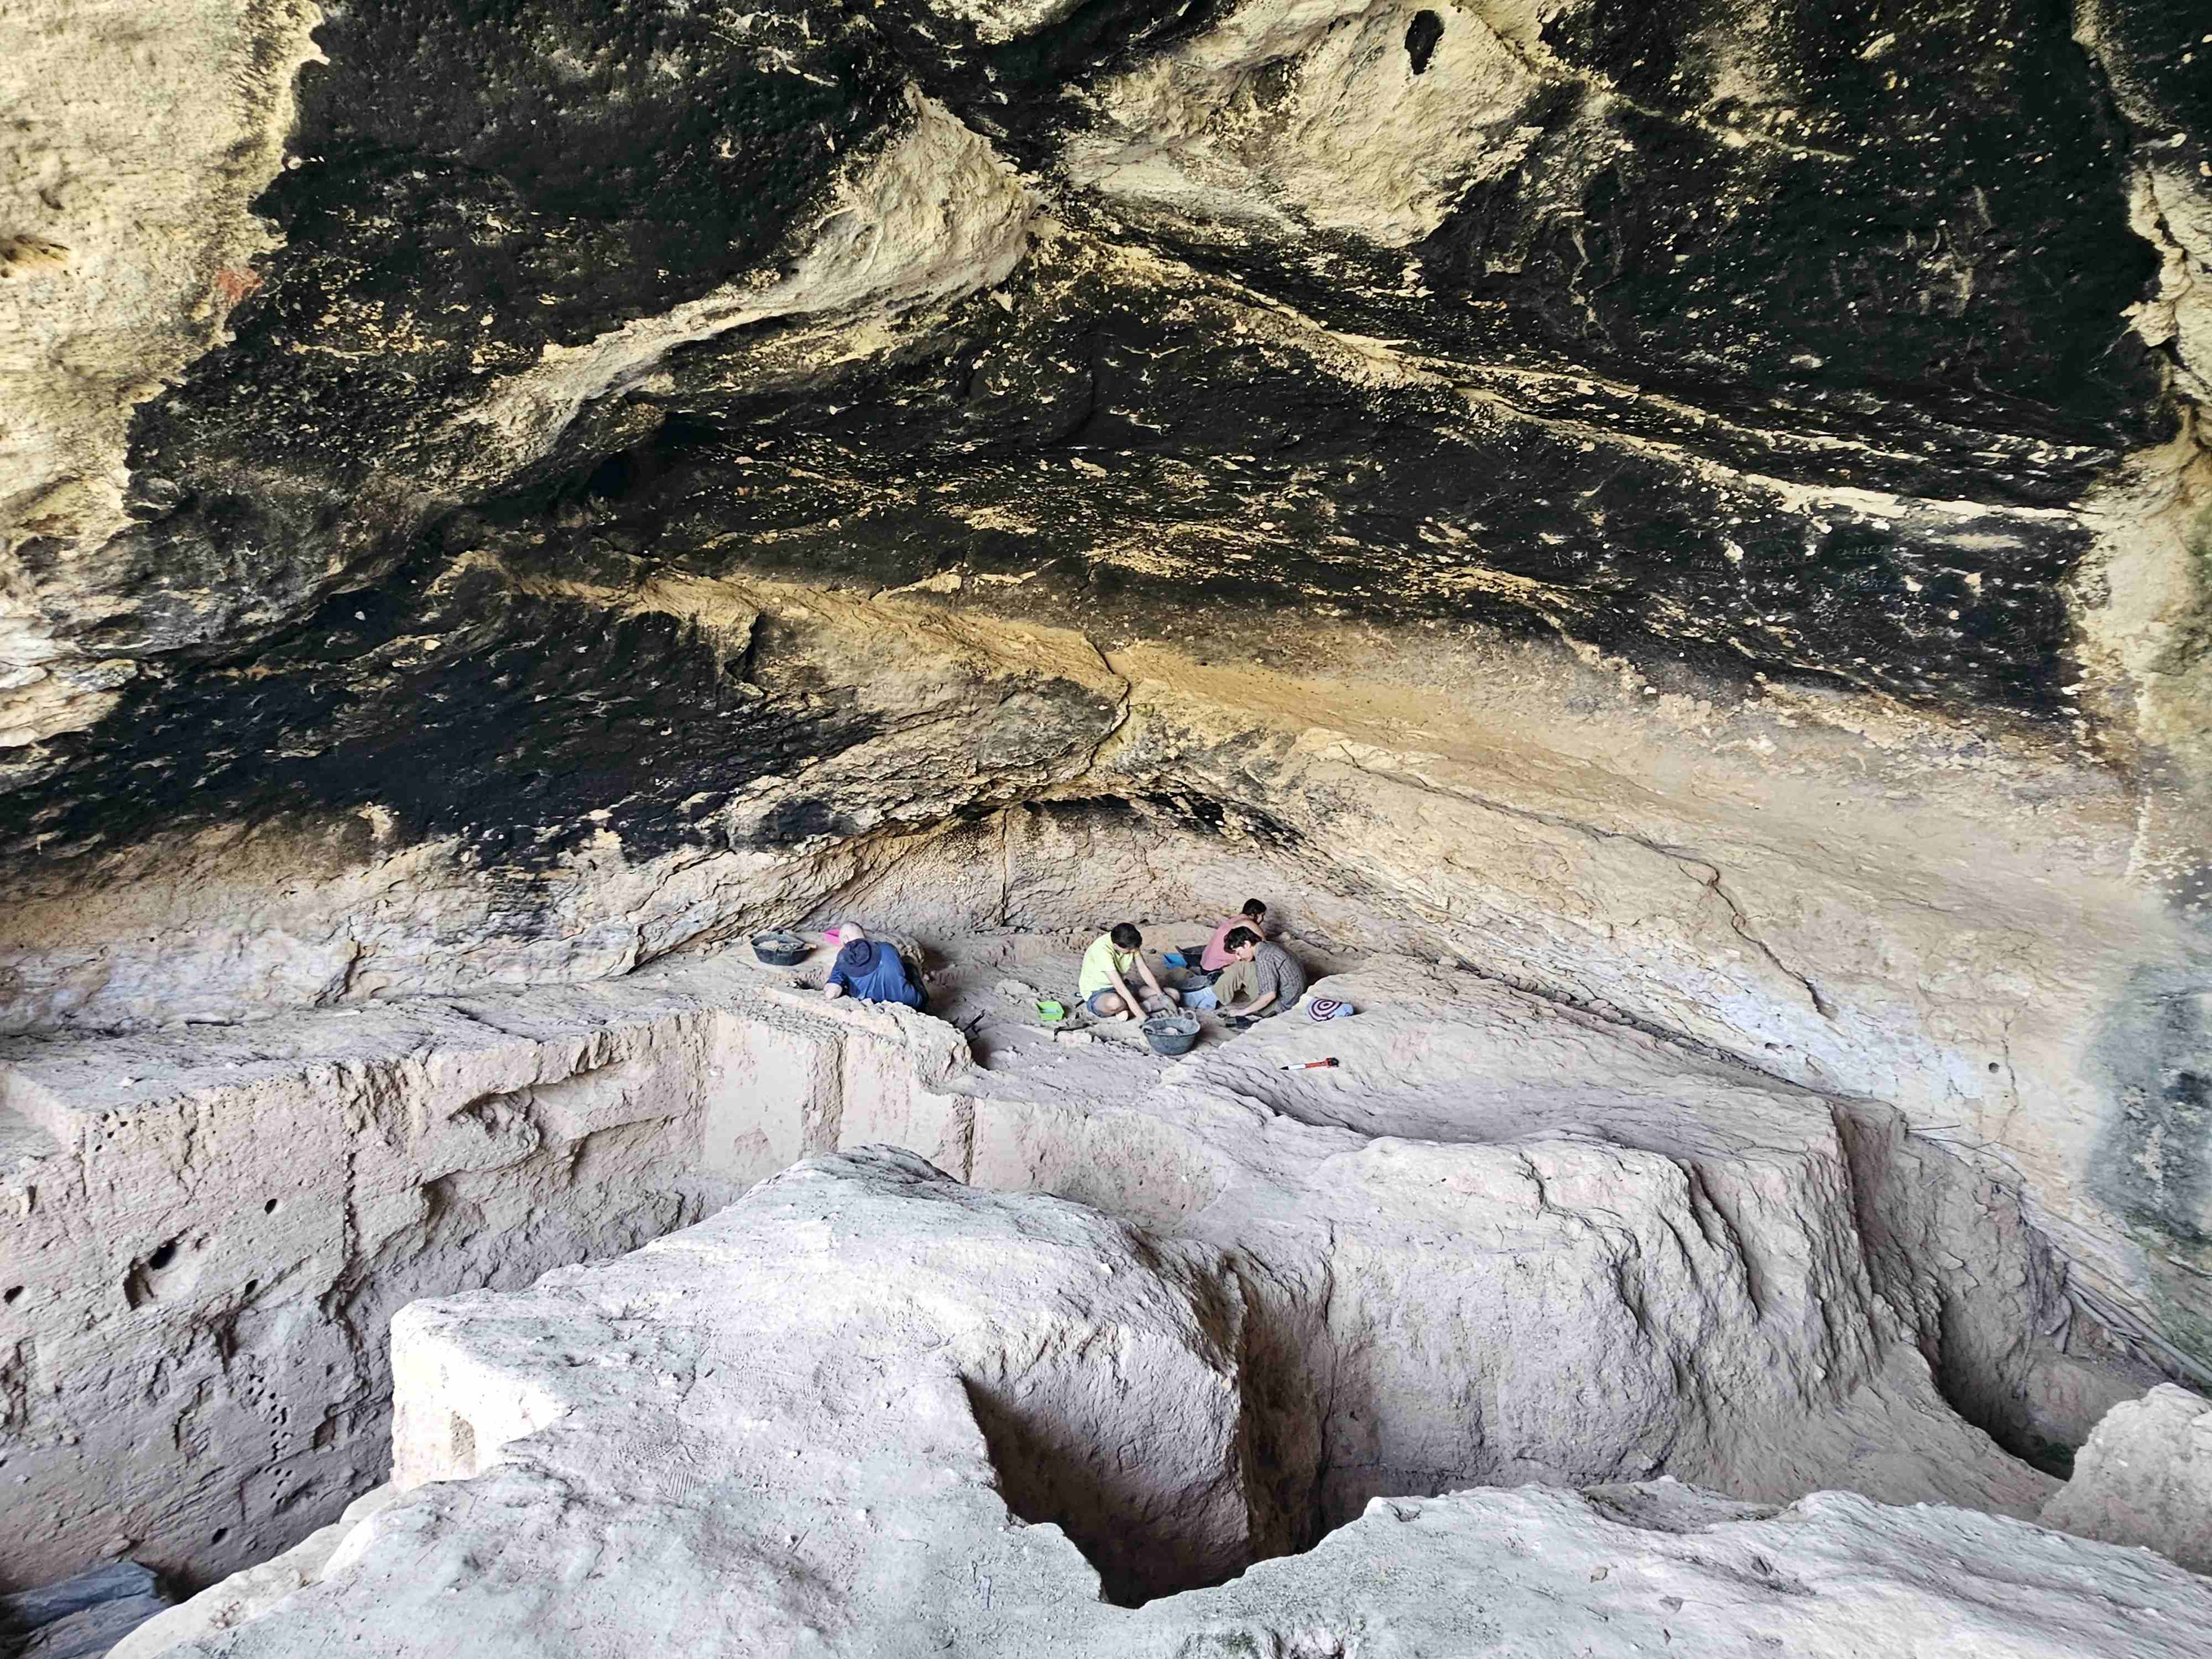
xmin=821 ymin=923 xmax=927 ymax=1013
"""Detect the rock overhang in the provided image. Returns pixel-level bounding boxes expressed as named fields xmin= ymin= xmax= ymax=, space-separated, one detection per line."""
xmin=5 ymin=0 xmax=2212 ymax=1488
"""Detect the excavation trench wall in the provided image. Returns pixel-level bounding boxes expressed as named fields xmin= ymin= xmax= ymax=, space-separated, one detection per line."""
xmin=0 ymin=962 xmax=968 ymax=1589
xmin=0 ymin=942 xmax=2159 ymax=1593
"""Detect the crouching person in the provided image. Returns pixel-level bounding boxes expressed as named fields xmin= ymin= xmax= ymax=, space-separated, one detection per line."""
xmin=822 ymin=923 xmax=926 ymax=1013
xmin=1215 ymin=927 xmax=1306 ymax=1026
xmin=1081 ymin=922 xmax=1182 ymax=1022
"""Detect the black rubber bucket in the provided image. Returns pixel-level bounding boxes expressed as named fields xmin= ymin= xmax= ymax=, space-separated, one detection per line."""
xmin=1141 ymin=1011 xmax=1201 ymax=1057
xmin=751 ymin=930 xmax=812 ymax=967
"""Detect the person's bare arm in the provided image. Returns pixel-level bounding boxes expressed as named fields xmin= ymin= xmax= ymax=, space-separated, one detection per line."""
xmin=1228 ymin=958 xmax=1279 ymax=1016
xmin=1108 ymin=962 xmax=1141 ymax=1011
xmin=1136 ymin=955 xmax=1165 ymax=995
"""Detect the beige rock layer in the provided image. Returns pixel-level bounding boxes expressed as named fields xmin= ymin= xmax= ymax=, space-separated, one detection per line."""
xmin=0 ymin=954 xmax=965 ymax=1588
xmin=117 ymin=1149 xmax=2212 ymax=1659
xmin=0 ymin=0 xmax=323 ymax=746
xmin=7 ymin=936 xmax=2136 ymax=1592
xmin=2043 ymin=1383 xmax=2212 ymax=1575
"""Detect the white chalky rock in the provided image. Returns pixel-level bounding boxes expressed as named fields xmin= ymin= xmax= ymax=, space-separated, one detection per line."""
xmin=131 ymin=1150 xmax=2212 ymax=1658
xmin=2043 ymin=1384 xmax=2212 ymax=1574
xmin=963 ymin=958 xmax=2081 ymax=1524
xmin=106 ymin=1486 xmax=400 ymax=1659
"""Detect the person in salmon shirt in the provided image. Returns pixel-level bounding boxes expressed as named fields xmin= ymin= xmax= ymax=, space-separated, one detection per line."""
xmin=1201 ymin=899 xmax=1270 ymax=974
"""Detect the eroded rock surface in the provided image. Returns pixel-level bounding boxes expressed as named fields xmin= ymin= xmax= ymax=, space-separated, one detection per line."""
xmin=0 ymin=954 xmax=966 ymax=1587
xmin=3 ymin=0 xmax=2211 ymax=1383
xmin=2044 ymin=1383 xmax=2212 ymax=1575
xmin=122 ymin=1150 xmax=2212 ymax=1659
xmin=13 ymin=933 xmax=2166 ymax=1593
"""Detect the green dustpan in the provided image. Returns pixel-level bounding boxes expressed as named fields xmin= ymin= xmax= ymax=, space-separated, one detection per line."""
xmin=1036 ymin=999 xmax=1067 ymax=1022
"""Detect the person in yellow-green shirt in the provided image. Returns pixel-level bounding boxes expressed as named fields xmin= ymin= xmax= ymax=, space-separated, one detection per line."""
xmin=1078 ymin=922 xmax=1182 ymax=1021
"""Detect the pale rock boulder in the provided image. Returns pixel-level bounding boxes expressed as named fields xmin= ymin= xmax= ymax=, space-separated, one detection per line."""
xmin=124 ymin=1152 xmax=2212 ymax=1659
xmin=2043 ymin=1384 xmax=2212 ymax=1575
xmin=106 ymin=1486 xmax=400 ymax=1659
xmin=378 ymin=1147 xmax=1261 ymax=1609
xmin=0 ymin=956 xmax=968 ymax=1589
xmin=1140 ymin=1482 xmax=2212 ymax=1659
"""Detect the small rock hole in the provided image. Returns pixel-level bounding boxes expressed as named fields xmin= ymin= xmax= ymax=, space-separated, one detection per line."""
xmin=3 ymin=1286 xmax=20 ymax=1305
xmin=1987 ymin=1062 xmax=2001 ymax=1073
xmin=211 ymin=1527 xmax=229 ymax=1545
xmin=147 ymin=1240 xmax=178 ymax=1271
xmin=584 ymin=451 xmax=634 ymax=500
xmin=244 ymin=1280 xmax=259 ymax=1297
xmin=264 ymin=1198 xmax=280 ymax=1214
xmin=1405 ymin=9 xmax=1443 ymax=74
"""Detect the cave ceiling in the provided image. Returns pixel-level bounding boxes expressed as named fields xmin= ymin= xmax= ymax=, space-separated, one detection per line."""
xmin=3 ymin=0 xmax=2208 ymax=876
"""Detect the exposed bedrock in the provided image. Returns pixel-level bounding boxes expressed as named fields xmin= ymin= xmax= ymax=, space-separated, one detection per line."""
xmin=4 ymin=0 xmax=2212 ymax=1381
xmin=0 ymin=960 xmax=971 ymax=1588
xmin=106 ymin=1149 xmax=2212 ymax=1658
xmin=2042 ymin=1381 xmax=2212 ymax=1573
xmin=6 ymin=0 xmax=2212 ymax=1602
xmin=0 ymin=951 xmax=2158 ymax=1589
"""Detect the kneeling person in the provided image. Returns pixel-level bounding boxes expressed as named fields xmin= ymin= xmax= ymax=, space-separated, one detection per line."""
xmin=1080 ymin=922 xmax=1181 ymax=1022
xmin=823 ymin=924 xmax=926 ymax=1012
xmin=1216 ymin=927 xmax=1305 ymax=1022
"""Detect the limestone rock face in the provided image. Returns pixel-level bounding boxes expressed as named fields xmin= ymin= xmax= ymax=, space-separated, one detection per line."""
xmin=122 ymin=1150 xmax=2212 ymax=1659
xmin=2043 ymin=1384 xmax=2212 ymax=1575
xmin=954 ymin=957 xmax=2109 ymax=1511
xmin=8 ymin=943 xmax=2150 ymax=1593
xmin=7 ymin=0 xmax=2212 ymax=1522
xmin=0 ymin=954 xmax=968 ymax=1588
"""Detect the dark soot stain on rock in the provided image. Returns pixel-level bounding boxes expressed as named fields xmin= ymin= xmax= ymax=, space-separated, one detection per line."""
xmin=13 ymin=0 xmax=2197 ymax=894
xmin=1404 ymin=11 xmax=1443 ymax=75
xmin=1431 ymin=6 xmax=2167 ymax=457
xmin=2 ymin=551 xmax=884 ymax=875
xmin=538 ymin=263 xmax=2099 ymax=717
xmin=121 ymin=0 xmax=904 ymax=577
